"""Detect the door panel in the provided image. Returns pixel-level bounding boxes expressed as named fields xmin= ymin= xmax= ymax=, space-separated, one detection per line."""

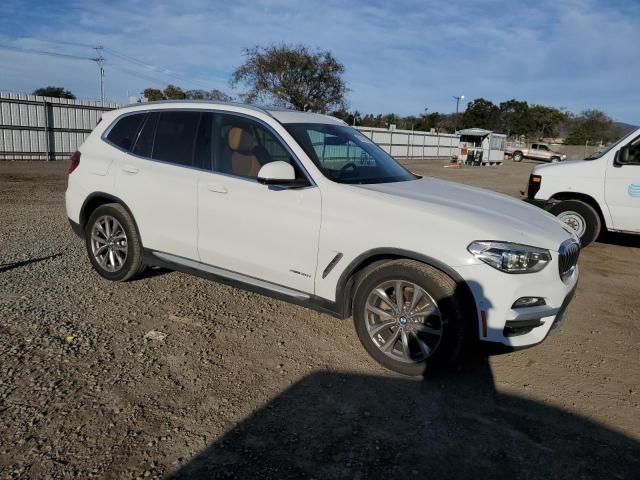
xmin=114 ymin=111 xmax=200 ymax=259
xmin=197 ymin=174 xmax=321 ymax=292
xmin=116 ymin=158 xmax=199 ymax=258
xmin=605 ymin=139 xmax=640 ymax=232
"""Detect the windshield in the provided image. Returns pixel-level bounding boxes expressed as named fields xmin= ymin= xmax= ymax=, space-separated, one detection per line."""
xmin=585 ymin=129 xmax=639 ymax=160
xmin=284 ymin=123 xmax=418 ymax=184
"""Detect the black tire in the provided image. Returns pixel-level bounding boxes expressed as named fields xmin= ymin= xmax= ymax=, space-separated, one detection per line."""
xmin=352 ymin=259 xmax=467 ymax=376
xmin=550 ymin=156 xmax=561 ymax=163
xmin=512 ymin=151 xmax=523 ymax=162
xmin=85 ymin=203 xmax=145 ymax=281
xmin=549 ymin=199 xmax=601 ymax=247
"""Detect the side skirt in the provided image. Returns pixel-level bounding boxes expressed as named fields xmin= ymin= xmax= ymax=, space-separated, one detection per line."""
xmin=142 ymin=249 xmax=346 ymax=319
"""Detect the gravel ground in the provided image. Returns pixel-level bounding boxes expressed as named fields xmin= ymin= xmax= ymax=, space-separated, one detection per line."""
xmin=0 ymin=159 xmax=639 ymax=479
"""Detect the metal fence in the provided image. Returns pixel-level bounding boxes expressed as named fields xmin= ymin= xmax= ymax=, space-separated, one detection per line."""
xmin=0 ymin=92 xmax=460 ymax=161
xmin=355 ymin=126 xmax=460 ymax=159
xmin=0 ymin=92 xmax=118 ymax=161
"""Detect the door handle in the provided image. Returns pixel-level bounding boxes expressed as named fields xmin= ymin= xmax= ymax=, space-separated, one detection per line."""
xmin=206 ymin=184 xmax=228 ymax=194
xmin=122 ymin=165 xmax=139 ymax=174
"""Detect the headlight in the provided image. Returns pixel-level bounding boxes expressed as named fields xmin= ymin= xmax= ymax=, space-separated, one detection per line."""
xmin=468 ymin=241 xmax=551 ymax=274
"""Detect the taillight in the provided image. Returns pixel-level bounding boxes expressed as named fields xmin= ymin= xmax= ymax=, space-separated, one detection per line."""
xmin=69 ymin=151 xmax=81 ymax=174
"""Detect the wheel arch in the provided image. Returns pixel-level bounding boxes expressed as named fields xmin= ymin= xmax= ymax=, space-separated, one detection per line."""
xmin=335 ymin=248 xmax=478 ymax=335
xmin=80 ymin=192 xmax=143 ymax=242
xmin=549 ymin=191 xmax=610 ymax=229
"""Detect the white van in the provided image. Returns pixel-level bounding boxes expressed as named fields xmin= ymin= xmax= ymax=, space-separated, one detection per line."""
xmin=525 ymin=128 xmax=640 ymax=245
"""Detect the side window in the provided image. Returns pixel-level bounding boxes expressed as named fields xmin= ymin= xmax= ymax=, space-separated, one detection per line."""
xmin=531 ymin=144 xmax=538 ymax=150
xmin=629 ymin=137 xmax=640 ymax=164
xmin=152 ymin=111 xmax=200 ymax=166
xmin=194 ymin=113 xmax=214 ymax=170
xmin=132 ymin=112 xmax=159 ymax=157
xmin=215 ymin=114 xmax=303 ymax=180
xmin=106 ymin=113 xmax=145 ymax=150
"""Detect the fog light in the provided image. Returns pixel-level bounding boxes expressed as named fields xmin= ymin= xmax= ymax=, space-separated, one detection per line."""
xmin=512 ymin=297 xmax=546 ymax=308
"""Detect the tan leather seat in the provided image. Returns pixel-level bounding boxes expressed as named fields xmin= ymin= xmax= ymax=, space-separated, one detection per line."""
xmin=227 ymin=127 xmax=261 ymax=177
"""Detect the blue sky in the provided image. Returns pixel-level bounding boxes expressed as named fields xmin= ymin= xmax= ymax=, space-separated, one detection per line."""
xmin=1 ymin=0 xmax=638 ymax=122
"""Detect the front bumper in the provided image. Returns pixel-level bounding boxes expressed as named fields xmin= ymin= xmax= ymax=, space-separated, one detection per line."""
xmin=457 ymin=257 xmax=579 ymax=348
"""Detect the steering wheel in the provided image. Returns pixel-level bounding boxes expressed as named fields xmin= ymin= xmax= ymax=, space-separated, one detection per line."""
xmin=337 ymin=162 xmax=357 ymax=180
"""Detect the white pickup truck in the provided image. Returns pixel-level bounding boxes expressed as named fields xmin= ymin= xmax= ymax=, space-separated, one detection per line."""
xmin=524 ymin=128 xmax=640 ymax=245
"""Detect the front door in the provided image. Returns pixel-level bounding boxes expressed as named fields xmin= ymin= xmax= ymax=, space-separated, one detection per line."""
xmin=605 ymin=135 xmax=640 ymax=232
xmin=197 ymin=112 xmax=321 ymax=293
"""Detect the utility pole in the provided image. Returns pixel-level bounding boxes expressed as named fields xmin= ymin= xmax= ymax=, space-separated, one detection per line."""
xmin=453 ymin=95 xmax=464 ymax=133
xmin=92 ymin=46 xmax=105 ymax=106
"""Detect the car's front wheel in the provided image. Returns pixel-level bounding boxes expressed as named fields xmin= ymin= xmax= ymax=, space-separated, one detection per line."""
xmin=352 ymin=260 xmax=466 ymax=376
xmin=550 ymin=199 xmax=601 ymax=246
xmin=85 ymin=203 xmax=145 ymax=281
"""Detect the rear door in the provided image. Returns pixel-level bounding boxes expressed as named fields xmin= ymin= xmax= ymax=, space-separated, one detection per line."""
xmin=113 ymin=110 xmax=201 ymax=259
xmin=605 ymin=135 xmax=640 ymax=232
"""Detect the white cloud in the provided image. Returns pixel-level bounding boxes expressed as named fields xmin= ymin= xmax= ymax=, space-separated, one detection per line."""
xmin=1 ymin=0 xmax=638 ymax=122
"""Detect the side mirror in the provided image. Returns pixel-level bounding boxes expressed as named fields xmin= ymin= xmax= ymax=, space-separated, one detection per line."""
xmin=618 ymin=145 xmax=630 ymax=164
xmin=257 ymin=161 xmax=305 ymax=187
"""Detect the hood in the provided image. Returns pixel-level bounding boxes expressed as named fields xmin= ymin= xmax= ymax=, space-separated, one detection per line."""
xmin=532 ymin=158 xmax=604 ymax=178
xmin=354 ymin=177 xmax=575 ymax=251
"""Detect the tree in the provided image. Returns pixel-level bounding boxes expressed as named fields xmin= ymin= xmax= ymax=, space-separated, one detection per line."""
xmin=185 ymin=89 xmax=234 ymax=101
xmin=231 ymin=44 xmax=348 ymax=113
xmin=162 ymin=84 xmax=186 ymax=99
xmin=33 ymin=86 xmax=75 ymax=99
xmin=143 ymin=88 xmax=165 ymax=101
xmin=564 ymin=109 xmax=621 ymax=145
xmin=461 ymin=98 xmax=500 ymax=131
xmin=499 ymin=99 xmax=532 ymax=136
xmin=209 ymin=89 xmax=234 ymax=102
xmin=529 ymin=104 xmax=568 ymax=139
xmin=143 ymin=85 xmax=233 ymax=102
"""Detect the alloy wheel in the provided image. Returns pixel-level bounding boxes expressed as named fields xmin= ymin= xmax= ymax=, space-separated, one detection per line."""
xmin=90 ymin=215 xmax=128 ymax=272
xmin=364 ymin=280 xmax=443 ymax=364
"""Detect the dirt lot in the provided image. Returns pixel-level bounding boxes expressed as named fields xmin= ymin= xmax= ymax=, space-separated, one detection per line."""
xmin=1 ymin=159 xmax=639 ymax=479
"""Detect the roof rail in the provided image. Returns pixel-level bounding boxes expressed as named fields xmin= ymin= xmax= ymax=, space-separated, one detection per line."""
xmin=122 ymin=99 xmax=273 ymax=116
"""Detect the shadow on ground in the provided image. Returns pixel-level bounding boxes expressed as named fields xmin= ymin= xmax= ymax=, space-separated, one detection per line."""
xmin=169 ymin=355 xmax=639 ymax=479
xmin=0 ymin=254 xmax=60 ymax=274
xmin=599 ymin=231 xmax=640 ymax=248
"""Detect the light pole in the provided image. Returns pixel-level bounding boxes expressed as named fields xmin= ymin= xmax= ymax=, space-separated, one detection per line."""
xmin=453 ymin=95 xmax=464 ymax=132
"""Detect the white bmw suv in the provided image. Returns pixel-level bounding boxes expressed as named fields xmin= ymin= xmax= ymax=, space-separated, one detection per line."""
xmin=66 ymin=101 xmax=580 ymax=375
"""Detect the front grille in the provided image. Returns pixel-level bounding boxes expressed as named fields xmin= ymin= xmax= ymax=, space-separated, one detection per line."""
xmin=558 ymin=240 xmax=580 ymax=281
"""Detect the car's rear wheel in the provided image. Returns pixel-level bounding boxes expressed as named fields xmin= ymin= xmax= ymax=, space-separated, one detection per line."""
xmin=352 ymin=260 xmax=466 ymax=376
xmin=85 ymin=203 xmax=145 ymax=281
xmin=512 ymin=151 xmax=523 ymax=162
xmin=550 ymin=199 xmax=601 ymax=246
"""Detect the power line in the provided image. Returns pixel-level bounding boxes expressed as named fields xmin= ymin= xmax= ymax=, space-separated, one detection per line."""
xmin=105 ymin=47 xmax=215 ymax=89
xmin=0 ymin=44 xmax=93 ymax=61
xmin=1 ymin=40 xmax=224 ymax=99
xmin=0 ymin=43 xmax=108 ymax=105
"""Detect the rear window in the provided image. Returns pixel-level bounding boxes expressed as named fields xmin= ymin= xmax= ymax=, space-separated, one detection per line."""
xmin=106 ymin=113 xmax=145 ymax=151
xmin=132 ymin=113 xmax=159 ymax=157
